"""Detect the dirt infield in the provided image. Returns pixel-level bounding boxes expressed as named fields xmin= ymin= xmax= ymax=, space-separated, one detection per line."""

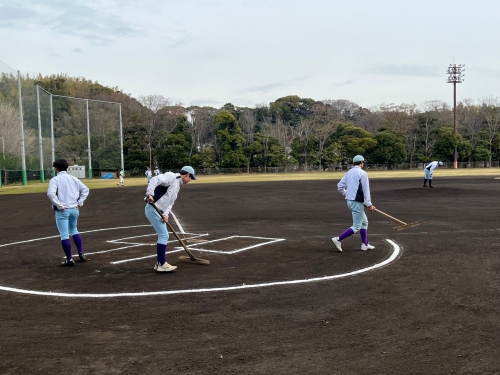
xmin=0 ymin=176 xmax=499 ymax=374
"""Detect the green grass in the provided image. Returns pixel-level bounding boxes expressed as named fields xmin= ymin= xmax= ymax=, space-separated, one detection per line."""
xmin=1 ymin=168 xmax=499 ymax=195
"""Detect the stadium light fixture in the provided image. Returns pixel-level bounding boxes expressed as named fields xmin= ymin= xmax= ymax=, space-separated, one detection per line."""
xmin=446 ymin=63 xmax=465 ymax=169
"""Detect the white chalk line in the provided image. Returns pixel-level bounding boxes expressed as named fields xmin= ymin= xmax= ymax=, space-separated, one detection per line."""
xmin=0 ymin=239 xmax=400 ymax=298
xmin=0 ymin=225 xmax=150 ymax=248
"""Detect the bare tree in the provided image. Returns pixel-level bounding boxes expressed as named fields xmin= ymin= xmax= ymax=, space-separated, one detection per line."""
xmin=480 ymin=96 xmax=500 ymax=165
xmin=457 ymin=98 xmax=483 ymax=155
xmin=311 ymin=103 xmax=340 ymax=170
xmin=322 ymin=99 xmax=359 ymax=121
xmin=239 ymin=108 xmax=256 ymax=146
xmin=137 ymin=94 xmax=170 ymax=169
xmin=417 ymin=100 xmax=450 ymax=159
xmin=0 ymin=101 xmax=37 ymax=162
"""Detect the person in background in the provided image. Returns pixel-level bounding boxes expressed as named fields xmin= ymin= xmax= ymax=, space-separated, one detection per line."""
xmin=154 ymin=166 xmax=160 ymax=176
xmin=145 ymin=167 xmax=152 ymax=182
xmin=47 ymin=159 xmax=90 ymax=266
xmin=117 ymin=168 xmax=124 ymax=186
xmin=145 ymin=166 xmax=196 ymax=272
xmin=423 ymin=161 xmax=443 ymax=188
xmin=331 ymin=155 xmax=376 ymax=252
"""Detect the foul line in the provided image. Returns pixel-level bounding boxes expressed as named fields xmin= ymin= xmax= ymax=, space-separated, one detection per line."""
xmin=0 ymin=239 xmax=400 ymax=298
xmin=0 ymin=225 xmax=150 ymax=248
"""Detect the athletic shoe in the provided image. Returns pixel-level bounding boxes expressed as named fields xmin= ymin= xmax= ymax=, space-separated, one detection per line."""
xmin=61 ymin=259 xmax=76 ymax=267
xmin=361 ymin=244 xmax=375 ymax=251
xmin=156 ymin=262 xmax=177 ymax=272
xmin=331 ymin=237 xmax=342 ymax=252
xmin=423 ymin=185 xmax=427 ymax=187
xmin=78 ymin=253 xmax=87 ymax=262
xmin=429 ymin=186 xmax=435 ymax=188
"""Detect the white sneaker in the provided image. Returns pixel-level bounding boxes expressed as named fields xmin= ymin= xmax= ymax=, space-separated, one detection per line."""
xmin=361 ymin=244 xmax=375 ymax=251
xmin=156 ymin=262 xmax=177 ymax=272
xmin=331 ymin=237 xmax=342 ymax=252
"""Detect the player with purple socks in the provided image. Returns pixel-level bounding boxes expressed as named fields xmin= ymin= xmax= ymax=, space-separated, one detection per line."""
xmin=47 ymin=159 xmax=90 ymax=266
xmin=332 ymin=155 xmax=376 ymax=252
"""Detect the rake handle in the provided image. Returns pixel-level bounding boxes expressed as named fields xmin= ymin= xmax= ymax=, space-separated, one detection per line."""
xmin=374 ymin=208 xmax=408 ymax=225
xmin=148 ymin=201 xmax=197 ymax=261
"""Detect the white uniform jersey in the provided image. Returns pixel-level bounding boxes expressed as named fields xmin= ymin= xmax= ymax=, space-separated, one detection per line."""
xmin=146 ymin=172 xmax=184 ymax=216
xmin=47 ymin=171 xmax=89 ymax=210
xmin=337 ymin=166 xmax=372 ymax=207
xmin=425 ymin=161 xmax=439 ymax=173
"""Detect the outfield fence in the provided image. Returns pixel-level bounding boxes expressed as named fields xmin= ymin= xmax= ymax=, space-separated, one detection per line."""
xmin=1 ymin=161 xmax=499 ymax=185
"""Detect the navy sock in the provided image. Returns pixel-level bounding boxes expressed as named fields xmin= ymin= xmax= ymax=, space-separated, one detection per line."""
xmin=156 ymin=243 xmax=166 ymax=265
xmin=61 ymin=239 xmax=72 ymax=260
xmin=72 ymin=234 xmax=83 ymax=254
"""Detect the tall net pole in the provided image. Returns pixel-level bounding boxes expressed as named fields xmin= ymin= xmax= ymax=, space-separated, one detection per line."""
xmin=119 ymin=103 xmax=124 ymax=171
xmin=86 ymin=99 xmax=92 ymax=179
xmin=17 ymin=71 xmax=27 ymax=185
xmin=446 ymin=63 xmax=465 ymax=169
xmin=50 ymin=93 xmax=55 ymax=177
xmin=36 ymin=85 xmax=45 ymax=182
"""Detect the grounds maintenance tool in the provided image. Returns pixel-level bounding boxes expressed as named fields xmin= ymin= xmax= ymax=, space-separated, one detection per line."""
xmin=147 ymin=199 xmax=210 ymax=265
xmin=375 ymin=208 xmax=422 ymax=231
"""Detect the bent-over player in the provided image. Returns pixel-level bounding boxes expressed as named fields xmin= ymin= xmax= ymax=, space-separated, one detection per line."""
xmin=145 ymin=166 xmax=196 ymax=272
xmin=47 ymin=159 xmax=90 ymax=266
xmin=332 ymin=155 xmax=376 ymax=252
xmin=423 ymin=161 xmax=443 ymax=188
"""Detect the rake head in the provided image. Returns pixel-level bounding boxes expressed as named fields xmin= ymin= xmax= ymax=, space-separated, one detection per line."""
xmin=393 ymin=220 xmax=422 ymax=231
xmin=178 ymin=255 xmax=211 ymax=265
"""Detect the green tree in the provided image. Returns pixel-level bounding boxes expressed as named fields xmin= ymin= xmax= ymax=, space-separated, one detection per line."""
xmin=329 ymin=124 xmax=377 ymax=159
xmin=432 ymin=126 xmax=460 ymax=162
xmin=214 ymin=110 xmax=247 ymax=167
xmin=155 ymin=133 xmax=190 ymax=169
xmin=269 ymin=95 xmax=316 ymax=126
xmin=368 ymin=129 xmax=407 ymax=164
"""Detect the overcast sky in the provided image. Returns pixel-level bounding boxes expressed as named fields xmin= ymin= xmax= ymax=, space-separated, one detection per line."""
xmin=1 ymin=0 xmax=499 ymax=109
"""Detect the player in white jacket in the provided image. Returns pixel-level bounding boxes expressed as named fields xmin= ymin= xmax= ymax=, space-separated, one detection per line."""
xmin=332 ymin=155 xmax=376 ymax=252
xmin=145 ymin=166 xmax=196 ymax=272
xmin=423 ymin=161 xmax=443 ymax=188
xmin=47 ymin=159 xmax=90 ymax=266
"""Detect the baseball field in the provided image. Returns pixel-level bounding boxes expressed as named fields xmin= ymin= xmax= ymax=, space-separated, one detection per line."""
xmin=0 ymin=170 xmax=499 ymax=374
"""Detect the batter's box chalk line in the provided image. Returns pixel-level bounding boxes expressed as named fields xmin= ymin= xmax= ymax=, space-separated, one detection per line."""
xmin=109 ymin=234 xmax=285 ymax=265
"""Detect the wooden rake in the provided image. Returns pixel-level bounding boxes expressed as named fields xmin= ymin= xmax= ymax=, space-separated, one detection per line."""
xmin=374 ymin=209 xmax=422 ymax=232
xmin=148 ymin=200 xmax=210 ymax=265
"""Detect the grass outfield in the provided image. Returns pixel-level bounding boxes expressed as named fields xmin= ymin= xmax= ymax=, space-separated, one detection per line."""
xmin=0 ymin=168 xmax=499 ymax=195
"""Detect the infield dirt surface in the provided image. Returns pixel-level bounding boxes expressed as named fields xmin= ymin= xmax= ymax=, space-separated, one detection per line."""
xmin=0 ymin=176 xmax=499 ymax=374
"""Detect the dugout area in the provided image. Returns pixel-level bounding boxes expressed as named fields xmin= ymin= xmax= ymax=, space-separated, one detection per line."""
xmin=0 ymin=177 xmax=499 ymax=374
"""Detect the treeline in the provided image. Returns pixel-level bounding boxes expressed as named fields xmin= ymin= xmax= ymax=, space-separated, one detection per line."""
xmin=0 ymin=73 xmax=499 ymax=172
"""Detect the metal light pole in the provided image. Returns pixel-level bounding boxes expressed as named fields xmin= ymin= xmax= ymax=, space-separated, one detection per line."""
xmin=446 ymin=63 xmax=465 ymax=169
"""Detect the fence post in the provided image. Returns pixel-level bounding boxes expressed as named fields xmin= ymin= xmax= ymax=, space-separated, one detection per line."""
xmin=17 ymin=71 xmax=27 ymax=185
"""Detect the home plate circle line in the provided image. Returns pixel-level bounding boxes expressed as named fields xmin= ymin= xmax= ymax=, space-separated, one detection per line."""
xmin=0 ymin=240 xmax=400 ymax=298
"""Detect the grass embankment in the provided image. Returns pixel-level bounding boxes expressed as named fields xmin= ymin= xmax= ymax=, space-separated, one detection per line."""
xmin=0 ymin=168 xmax=499 ymax=195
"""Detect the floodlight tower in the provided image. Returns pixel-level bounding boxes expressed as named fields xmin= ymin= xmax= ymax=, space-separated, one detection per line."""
xmin=446 ymin=63 xmax=465 ymax=169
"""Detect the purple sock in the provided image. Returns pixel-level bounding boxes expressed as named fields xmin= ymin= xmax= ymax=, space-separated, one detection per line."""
xmin=61 ymin=239 xmax=72 ymax=260
xmin=360 ymin=229 xmax=368 ymax=245
xmin=338 ymin=228 xmax=354 ymax=241
xmin=157 ymin=243 xmax=166 ymax=266
xmin=72 ymin=234 xmax=83 ymax=254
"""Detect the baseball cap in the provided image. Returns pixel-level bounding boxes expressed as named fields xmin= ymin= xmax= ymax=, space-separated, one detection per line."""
xmin=438 ymin=161 xmax=443 ymax=166
xmin=181 ymin=166 xmax=196 ymax=180
xmin=353 ymin=155 xmax=365 ymax=163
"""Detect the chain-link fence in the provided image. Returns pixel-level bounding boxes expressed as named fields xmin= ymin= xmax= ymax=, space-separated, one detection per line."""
xmin=0 ymin=59 xmax=123 ymax=187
